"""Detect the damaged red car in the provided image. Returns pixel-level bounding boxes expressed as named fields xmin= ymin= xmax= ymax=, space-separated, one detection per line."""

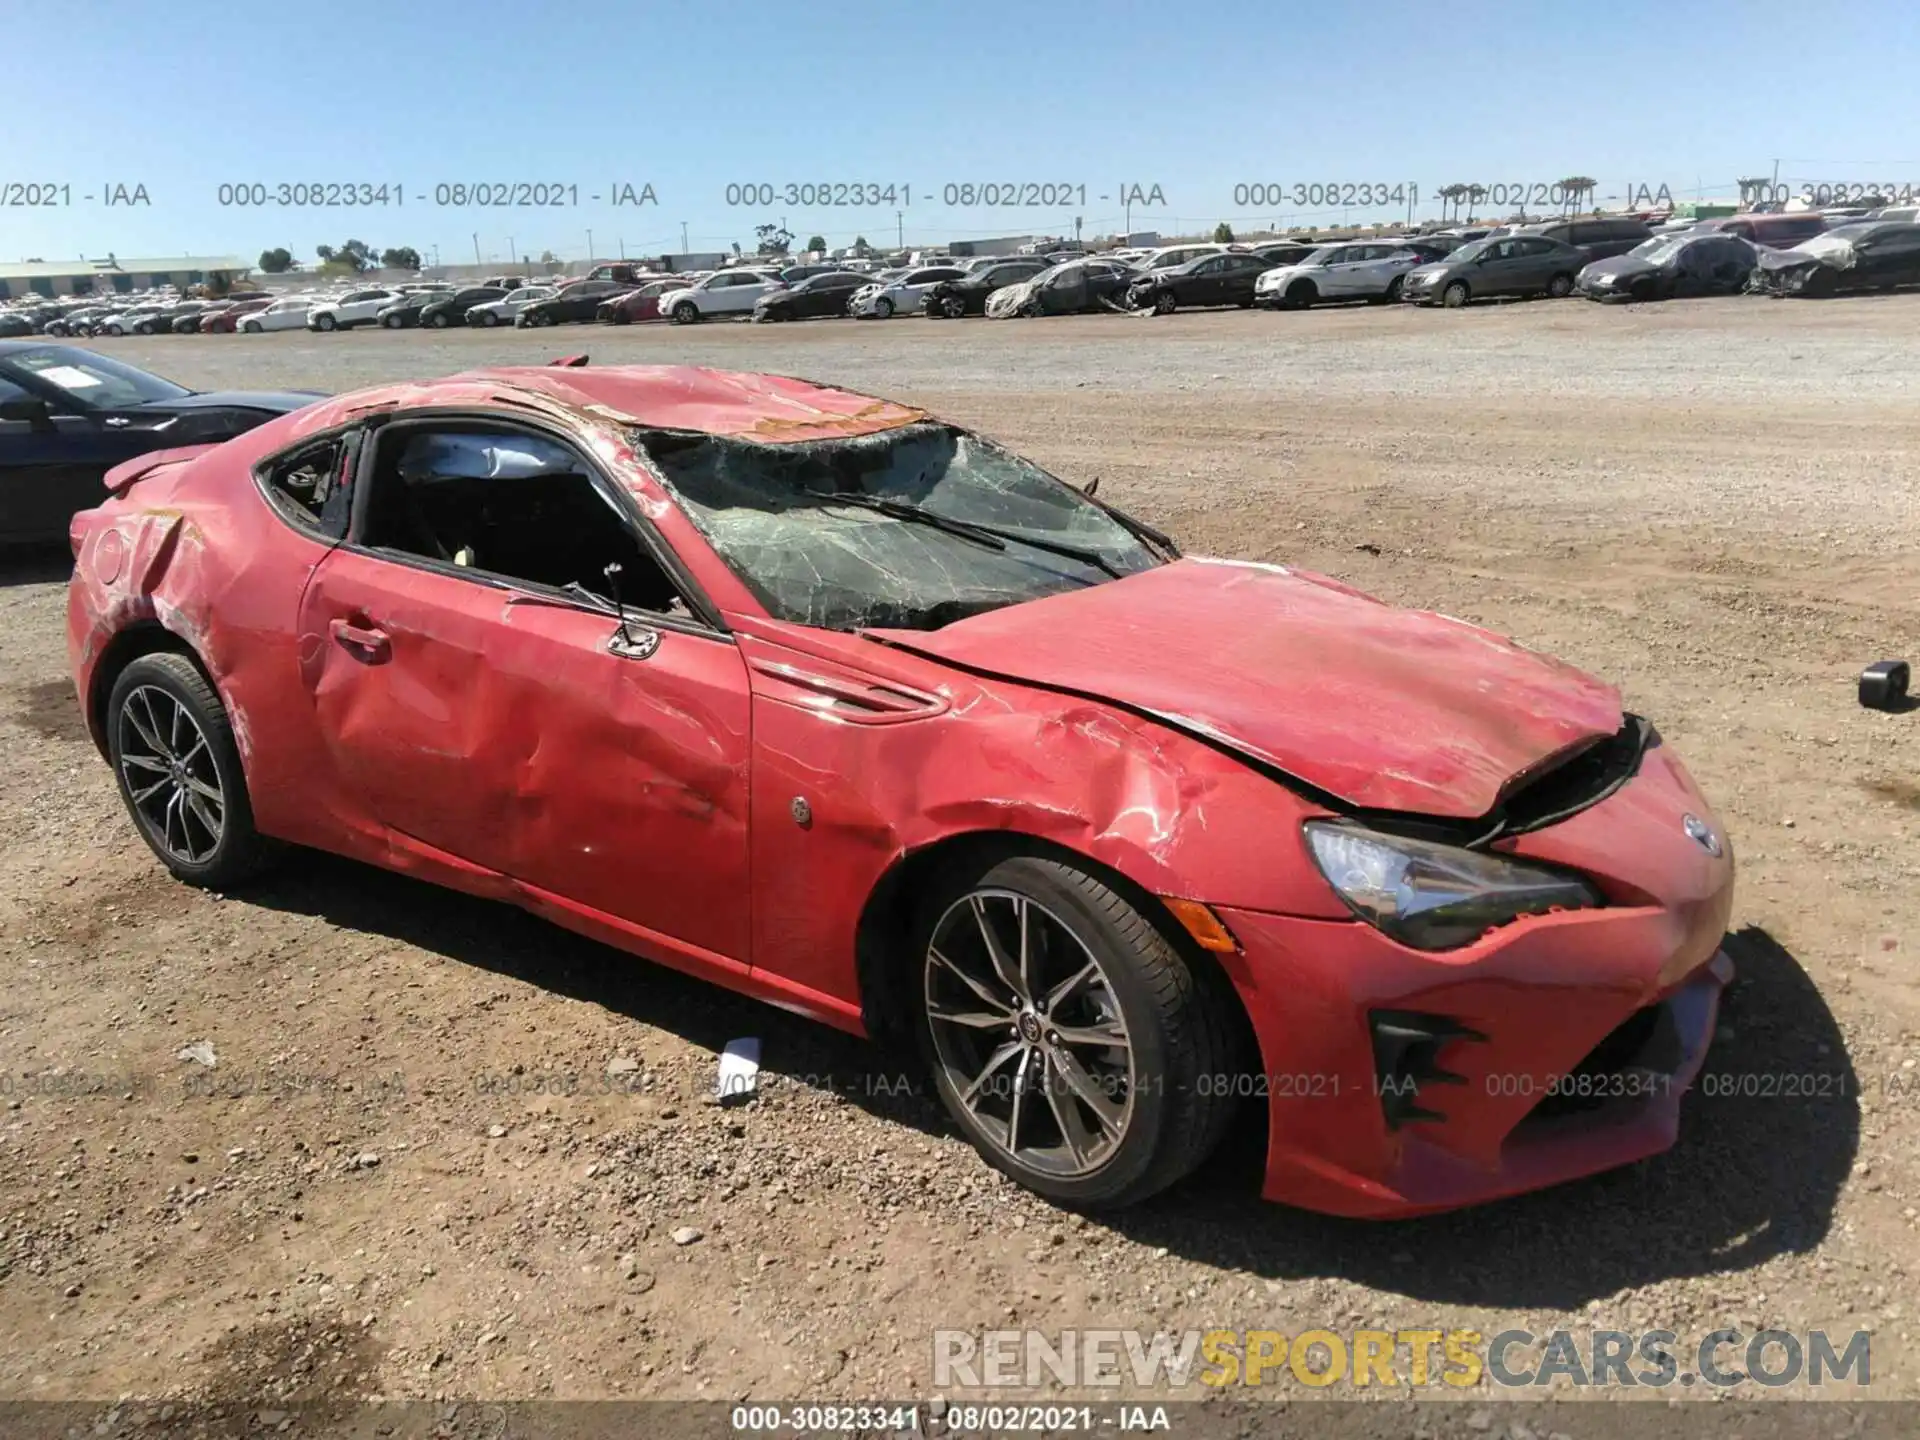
xmin=65 ymin=363 xmax=1735 ymax=1217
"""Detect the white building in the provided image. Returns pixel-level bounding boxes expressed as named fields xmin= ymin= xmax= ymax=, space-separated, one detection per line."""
xmin=0 ymin=254 xmax=252 ymax=300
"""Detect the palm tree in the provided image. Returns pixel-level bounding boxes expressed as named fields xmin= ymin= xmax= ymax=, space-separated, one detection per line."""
xmin=1557 ymin=176 xmax=1595 ymax=215
xmin=1465 ymin=184 xmax=1488 ymax=222
xmin=1438 ymin=184 xmax=1465 ymax=222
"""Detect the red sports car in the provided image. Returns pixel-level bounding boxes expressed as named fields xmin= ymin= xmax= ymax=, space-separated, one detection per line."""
xmin=65 ymin=363 xmax=1735 ymax=1217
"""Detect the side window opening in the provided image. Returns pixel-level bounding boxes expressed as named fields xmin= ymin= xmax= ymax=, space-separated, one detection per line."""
xmin=263 ymin=438 xmax=348 ymax=533
xmin=358 ymin=424 xmax=690 ymax=616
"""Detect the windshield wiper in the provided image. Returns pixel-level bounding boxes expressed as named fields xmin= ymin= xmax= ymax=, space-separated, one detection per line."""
xmin=800 ymin=489 xmax=1123 ymax=578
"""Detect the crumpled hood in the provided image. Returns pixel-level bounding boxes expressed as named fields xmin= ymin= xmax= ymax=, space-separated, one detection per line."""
xmin=870 ymin=558 xmax=1623 ymax=818
xmin=1582 ymin=254 xmax=1655 ymax=280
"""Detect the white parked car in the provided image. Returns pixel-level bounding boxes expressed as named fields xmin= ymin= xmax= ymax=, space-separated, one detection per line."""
xmin=464 ymin=285 xmax=558 ymax=327
xmin=305 ymin=288 xmax=406 ymax=331
xmin=239 ymin=297 xmax=318 ymax=333
xmin=96 ymin=308 xmax=166 ymax=336
xmin=1254 ymin=241 xmax=1440 ymax=308
xmin=661 ymin=270 xmax=784 ymax=323
xmin=848 ymin=264 xmax=967 ymax=318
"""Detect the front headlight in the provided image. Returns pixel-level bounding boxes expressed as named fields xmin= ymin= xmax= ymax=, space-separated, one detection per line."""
xmin=1304 ymin=821 xmax=1600 ymax=951
xmin=1592 ymin=272 xmax=1614 ymax=287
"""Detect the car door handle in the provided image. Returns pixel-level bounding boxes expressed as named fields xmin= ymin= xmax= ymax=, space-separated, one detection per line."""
xmin=330 ymin=618 xmax=391 ymax=657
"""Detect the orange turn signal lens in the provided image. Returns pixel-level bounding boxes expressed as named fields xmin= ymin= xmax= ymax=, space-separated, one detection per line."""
xmin=1161 ymin=897 xmax=1239 ymax=953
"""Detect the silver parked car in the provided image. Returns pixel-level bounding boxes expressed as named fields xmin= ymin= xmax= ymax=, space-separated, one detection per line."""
xmin=1399 ymin=234 xmax=1588 ymax=307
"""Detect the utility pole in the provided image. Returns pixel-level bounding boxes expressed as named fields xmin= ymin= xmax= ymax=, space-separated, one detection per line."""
xmin=897 ymin=210 xmax=904 ymax=248
xmin=681 ymin=221 xmax=689 ymax=253
xmin=586 ymin=228 xmax=594 ymax=265
xmin=618 ymin=237 xmax=625 ymax=259
xmin=1771 ymin=157 xmax=1780 ymax=197
xmin=508 ymin=236 xmax=516 ymax=265
xmin=472 ymin=233 xmax=481 ymax=264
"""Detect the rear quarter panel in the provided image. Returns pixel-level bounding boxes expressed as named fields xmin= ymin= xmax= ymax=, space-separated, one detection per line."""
xmin=68 ymin=415 xmax=346 ymax=845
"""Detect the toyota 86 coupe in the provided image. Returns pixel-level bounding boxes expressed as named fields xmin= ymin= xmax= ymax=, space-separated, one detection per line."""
xmin=65 ymin=361 xmax=1735 ymax=1217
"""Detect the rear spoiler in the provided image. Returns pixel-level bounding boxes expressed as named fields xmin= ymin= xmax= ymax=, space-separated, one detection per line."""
xmin=103 ymin=443 xmax=221 ymax=497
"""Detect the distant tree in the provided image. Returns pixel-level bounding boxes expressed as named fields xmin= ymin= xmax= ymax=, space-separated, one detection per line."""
xmin=379 ymin=246 xmax=422 ymax=271
xmin=315 ymin=240 xmax=374 ymax=273
xmin=853 ymin=234 xmax=869 ymax=250
xmin=731 ymin=241 xmax=742 ymax=257
xmin=1212 ymin=222 xmax=1234 ymax=244
xmin=754 ymin=223 xmax=794 ymax=256
xmin=805 ymin=234 xmax=827 ymax=253
xmin=1465 ymin=184 xmax=1488 ymax=221
xmin=1435 ymin=184 xmax=1464 ymax=222
xmin=1736 ymin=176 xmax=1774 ymax=208
xmin=258 ymin=247 xmax=296 ymax=273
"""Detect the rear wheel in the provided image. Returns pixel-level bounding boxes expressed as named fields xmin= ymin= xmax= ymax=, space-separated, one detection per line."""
xmin=914 ymin=854 xmax=1239 ymax=1209
xmin=1382 ymin=275 xmax=1406 ymax=303
xmin=1441 ymin=280 xmax=1471 ymax=308
xmin=107 ymin=653 xmax=274 ymax=890
xmin=1546 ymin=272 xmax=1574 ymax=298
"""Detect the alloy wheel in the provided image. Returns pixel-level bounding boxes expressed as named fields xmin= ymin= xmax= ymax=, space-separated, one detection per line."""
xmin=116 ymin=684 xmax=225 ymax=865
xmin=924 ymin=889 xmax=1135 ymax=1178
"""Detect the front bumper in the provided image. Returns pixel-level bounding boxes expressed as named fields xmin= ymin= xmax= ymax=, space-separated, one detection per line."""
xmin=1213 ymin=745 xmax=1736 ymax=1218
xmin=1399 ymin=278 xmax=1444 ymax=304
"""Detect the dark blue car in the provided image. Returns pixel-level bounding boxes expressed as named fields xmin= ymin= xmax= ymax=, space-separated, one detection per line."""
xmin=0 ymin=342 xmax=320 ymax=545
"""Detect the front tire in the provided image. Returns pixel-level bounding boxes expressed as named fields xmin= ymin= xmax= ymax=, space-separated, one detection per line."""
xmin=939 ymin=295 xmax=967 ymax=319
xmin=1441 ymin=280 xmax=1470 ymax=308
xmin=874 ymin=297 xmax=894 ymax=318
xmin=914 ymin=854 xmax=1239 ymax=1209
xmin=1152 ymin=290 xmax=1177 ymax=316
xmin=429 ymin=312 xmax=450 ymax=328
xmin=241 ymin=320 xmax=262 ymax=333
xmin=672 ymin=301 xmax=700 ymax=325
xmin=313 ymin=312 xmax=337 ymax=331
xmin=1284 ymin=279 xmax=1317 ymax=310
xmin=478 ymin=310 xmax=500 ymax=327
xmin=107 ymin=653 xmax=274 ymax=890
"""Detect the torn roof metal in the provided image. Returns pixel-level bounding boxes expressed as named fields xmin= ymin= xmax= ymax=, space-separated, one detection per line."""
xmin=284 ymin=364 xmax=928 ymax=446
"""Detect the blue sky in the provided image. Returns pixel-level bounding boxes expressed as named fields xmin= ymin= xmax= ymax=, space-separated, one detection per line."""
xmin=9 ymin=0 xmax=1920 ymax=266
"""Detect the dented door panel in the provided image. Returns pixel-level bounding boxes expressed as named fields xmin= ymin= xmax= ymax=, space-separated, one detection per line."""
xmin=298 ymin=549 xmax=754 ymax=962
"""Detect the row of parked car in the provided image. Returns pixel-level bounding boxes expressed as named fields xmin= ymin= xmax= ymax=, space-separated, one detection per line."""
xmin=8 ymin=207 xmax=1918 ymax=345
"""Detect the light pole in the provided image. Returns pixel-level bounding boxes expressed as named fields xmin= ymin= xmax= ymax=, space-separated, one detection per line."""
xmin=586 ymin=228 xmax=595 ymax=265
xmin=472 ymin=233 xmax=481 ymax=264
xmin=508 ymin=236 xmax=516 ymax=265
xmin=681 ymin=221 xmax=689 ymax=253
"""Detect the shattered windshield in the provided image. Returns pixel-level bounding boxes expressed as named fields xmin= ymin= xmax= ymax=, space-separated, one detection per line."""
xmin=636 ymin=422 xmax=1163 ymax=631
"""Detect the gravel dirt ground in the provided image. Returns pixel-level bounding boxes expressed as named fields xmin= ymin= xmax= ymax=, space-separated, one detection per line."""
xmin=1 ymin=299 xmax=1917 ymax=1420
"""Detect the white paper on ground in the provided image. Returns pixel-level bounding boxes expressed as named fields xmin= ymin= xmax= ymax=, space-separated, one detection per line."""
xmin=716 ymin=1038 xmax=761 ymax=1101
